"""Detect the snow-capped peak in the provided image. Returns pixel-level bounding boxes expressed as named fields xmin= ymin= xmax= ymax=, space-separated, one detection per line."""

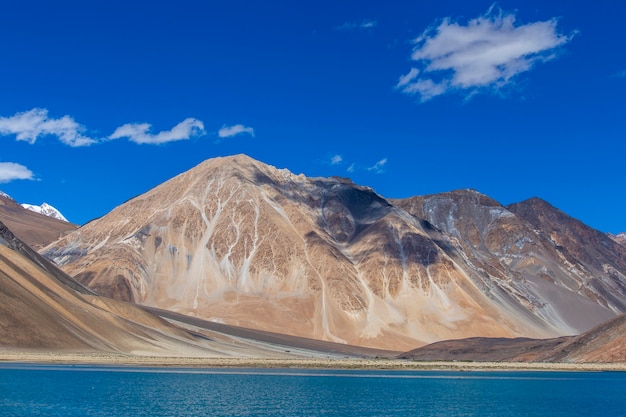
xmin=0 ymin=190 xmax=15 ymax=201
xmin=21 ymin=202 xmax=68 ymax=222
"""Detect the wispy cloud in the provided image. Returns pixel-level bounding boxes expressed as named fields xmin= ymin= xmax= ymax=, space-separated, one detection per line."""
xmin=0 ymin=108 xmax=96 ymax=147
xmin=109 ymin=118 xmax=205 ymax=145
xmin=322 ymin=155 xmax=386 ymax=174
xmin=330 ymin=154 xmax=343 ymax=165
xmin=613 ymin=70 xmax=626 ymax=78
xmin=0 ymin=162 xmax=34 ymax=183
xmin=367 ymin=158 xmax=388 ymax=174
xmin=218 ymin=124 xmax=255 ymax=139
xmin=336 ymin=19 xmax=377 ymax=31
xmin=396 ymin=6 xmax=574 ymax=101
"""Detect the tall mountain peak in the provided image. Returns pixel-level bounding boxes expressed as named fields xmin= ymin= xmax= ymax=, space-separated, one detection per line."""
xmin=42 ymin=154 xmax=626 ymax=350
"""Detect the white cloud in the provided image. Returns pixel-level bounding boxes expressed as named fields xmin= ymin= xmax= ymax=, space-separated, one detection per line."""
xmin=347 ymin=163 xmax=356 ymax=173
xmin=0 ymin=108 xmax=214 ymax=146
xmin=336 ymin=19 xmax=377 ymax=31
xmin=614 ymin=70 xmax=626 ymax=78
xmin=218 ymin=124 xmax=255 ymax=139
xmin=330 ymin=154 xmax=343 ymax=165
xmin=109 ymin=118 xmax=205 ymax=145
xmin=0 ymin=162 xmax=34 ymax=183
xmin=367 ymin=158 xmax=388 ymax=174
xmin=0 ymin=108 xmax=96 ymax=146
xmin=396 ymin=6 xmax=574 ymax=101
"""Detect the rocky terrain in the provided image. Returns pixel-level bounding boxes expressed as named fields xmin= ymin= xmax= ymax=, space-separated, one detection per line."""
xmin=42 ymin=155 xmax=626 ymax=351
xmin=394 ymin=191 xmax=625 ymax=336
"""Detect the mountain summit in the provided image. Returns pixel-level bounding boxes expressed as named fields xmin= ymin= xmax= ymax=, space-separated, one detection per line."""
xmin=43 ymin=155 xmax=626 ymax=350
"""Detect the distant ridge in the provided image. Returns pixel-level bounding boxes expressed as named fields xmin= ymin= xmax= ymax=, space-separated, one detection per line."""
xmin=398 ymin=314 xmax=626 ymax=363
xmin=0 ymin=190 xmax=69 ymax=223
xmin=21 ymin=202 xmax=68 ymax=222
xmin=0 ymin=191 xmax=77 ymax=249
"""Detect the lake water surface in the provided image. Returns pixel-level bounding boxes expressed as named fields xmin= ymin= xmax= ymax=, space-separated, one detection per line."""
xmin=1 ymin=364 xmax=625 ymax=416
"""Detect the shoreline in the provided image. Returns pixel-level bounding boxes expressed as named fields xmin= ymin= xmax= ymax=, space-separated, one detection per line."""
xmin=1 ymin=351 xmax=625 ymax=371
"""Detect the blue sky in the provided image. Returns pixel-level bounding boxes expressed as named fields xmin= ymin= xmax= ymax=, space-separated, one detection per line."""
xmin=0 ymin=1 xmax=624 ymax=233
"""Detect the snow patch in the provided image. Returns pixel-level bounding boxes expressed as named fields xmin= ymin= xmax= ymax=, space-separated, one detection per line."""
xmin=0 ymin=190 xmax=14 ymax=201
xmin=489 ymin=207 xmax=514 ymax=220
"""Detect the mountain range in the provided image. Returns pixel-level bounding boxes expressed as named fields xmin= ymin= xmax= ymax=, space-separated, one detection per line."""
xmin=40 ymin=155 xmax=626 ymax=351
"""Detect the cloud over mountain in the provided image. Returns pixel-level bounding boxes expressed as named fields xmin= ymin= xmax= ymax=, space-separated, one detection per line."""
xmin=397 ymin=6 xmax=573 ymax=101
xmin=0 ymin=108 xmax=216 ymax=146
xmin=218 ymin=124 xmax=255 ymax=139
xmin=330 ymin=154 xmax=343 ymax=165
xmin=367 ymin=158 xmax=388 ymax=173
xmin=109 ymin=118 xmax=205 ymax=145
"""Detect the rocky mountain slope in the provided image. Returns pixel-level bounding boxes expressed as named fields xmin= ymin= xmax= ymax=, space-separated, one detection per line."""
xmin=2 ymin=219 xmax=382 ymax=358
xmin=0 ymin=219 xmax=212 ymax=354
xmin=0 ymin=192 xmax=77 ymax=249
xmin=394 ymin=191 xmax=624 ymax=335
xmin=43 ymin=155 xmax=626 ymax=350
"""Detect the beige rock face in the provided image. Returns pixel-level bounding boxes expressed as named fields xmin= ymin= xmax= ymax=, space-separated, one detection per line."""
xmin=43 ymin=155 xmax=626 ymax=350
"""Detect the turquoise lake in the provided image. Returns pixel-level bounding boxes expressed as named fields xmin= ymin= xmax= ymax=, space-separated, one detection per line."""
xmin=1 ymin=364 xmax=625 ymax=416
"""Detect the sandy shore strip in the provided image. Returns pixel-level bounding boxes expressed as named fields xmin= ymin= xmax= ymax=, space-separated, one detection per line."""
xmin=1 ymin=351 xmax=625 ymax=371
